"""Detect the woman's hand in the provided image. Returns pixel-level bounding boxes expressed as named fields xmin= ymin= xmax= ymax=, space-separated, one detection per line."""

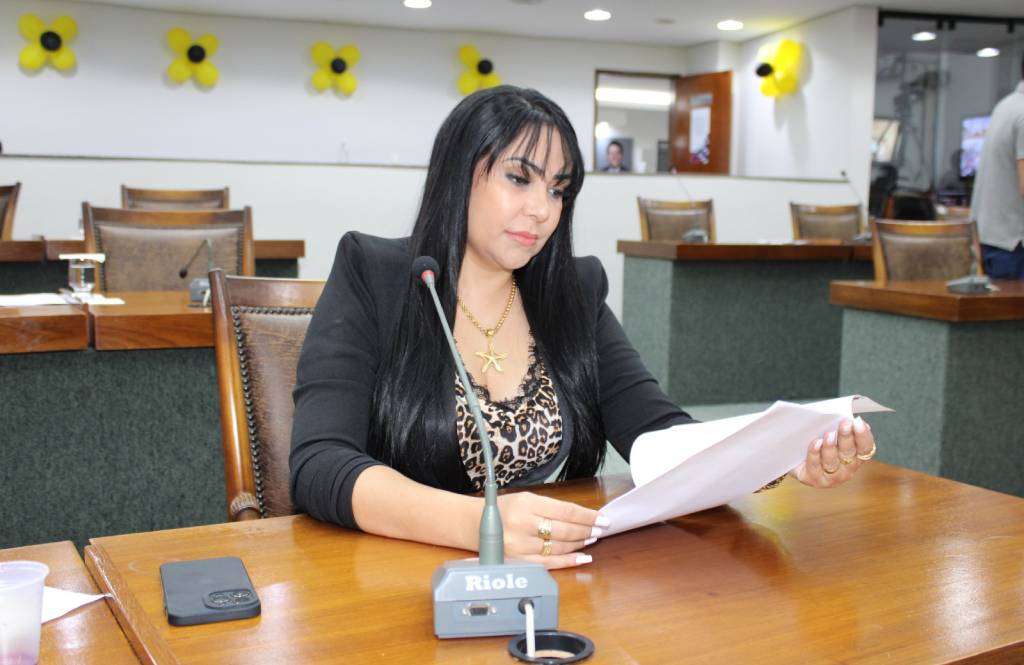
xmin=494 ymin=492 xmax=607 ymax=569
xmin=790 ymin=416 xmax=876 ymax=488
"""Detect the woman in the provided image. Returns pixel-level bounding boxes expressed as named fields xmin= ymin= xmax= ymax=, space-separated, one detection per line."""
xmin=290 ymin=86 xmax=876 ymax=569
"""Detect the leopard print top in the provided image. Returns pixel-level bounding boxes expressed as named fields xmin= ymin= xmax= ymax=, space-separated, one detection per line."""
xmin=455 ymin=351 xmax=563 ymax=491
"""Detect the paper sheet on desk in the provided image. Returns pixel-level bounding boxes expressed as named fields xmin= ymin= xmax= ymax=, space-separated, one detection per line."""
xmin=600 ymin=395 xmax=893 ymax=537
xmin=42 ymin=586 xmax=107 ymax=623
xmin=0 ymin=293 xmax=68 ymax=306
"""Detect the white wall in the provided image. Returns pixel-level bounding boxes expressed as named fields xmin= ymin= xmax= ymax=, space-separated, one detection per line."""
xmin=0 ymin=155 xmax=858 ymax=318
xmin=0 ymin=0 xmax=688 ymax=169
xmin=735 ymin=6 xmax=878 ymax=204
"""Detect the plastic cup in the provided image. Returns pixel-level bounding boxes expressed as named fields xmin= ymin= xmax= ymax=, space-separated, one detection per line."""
xmin=0 ymin=561 xmax=49 ymax=665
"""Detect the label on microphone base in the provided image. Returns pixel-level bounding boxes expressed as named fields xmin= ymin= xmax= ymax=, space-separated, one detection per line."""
xmin=432 ymin=560 xmax=558 ymax=639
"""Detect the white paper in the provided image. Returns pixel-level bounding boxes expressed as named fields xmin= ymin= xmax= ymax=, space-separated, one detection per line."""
xmin=71 ymin=294 xmax=125 ymax=305
xmin=0 ymin=293 xmax=68 ymax=307
xmin=41 ymin=586 xmax=107 ymax=623
xmin=600 ymin=395 xmax=892 ymax=536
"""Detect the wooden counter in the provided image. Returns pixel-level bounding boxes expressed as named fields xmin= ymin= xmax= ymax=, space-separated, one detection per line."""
xmin=617 ymin=240 xmax=873 ymax=262
xmin=0 ymin=304 xmax=89 ymax=354
xmin=830 ymin=279 xmax=1024 ymax=322
xmin=88 ymin=291 xmax=213 ymax=350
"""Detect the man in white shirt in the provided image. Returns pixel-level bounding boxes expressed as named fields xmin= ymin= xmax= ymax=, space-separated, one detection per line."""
xmin=971 ymin=54 xmax=1024 ymax=279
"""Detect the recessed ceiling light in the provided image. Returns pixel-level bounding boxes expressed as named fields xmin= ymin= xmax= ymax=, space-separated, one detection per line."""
xmin=911 ymin=31 xmax=936 ymax=42
xmin=716 ymin=19 xmax=744 ymax=31
xmin=976 ymin=47 xmax=1000 ymax=58
xmin=403 ymin=0 xmax=431 ymax=8
xmin=595 ymin=87 xmax=673 ymax=107
xmin=584 ymin=9 xmax=611 ymax=22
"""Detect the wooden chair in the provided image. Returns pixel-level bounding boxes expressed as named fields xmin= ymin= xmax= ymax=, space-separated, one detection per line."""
xmin=936 ymin=205 xmax=972 ymax=221
xmin=83 ymin=204 xmax=254 ymax=291
xmin=210 ymin=269 xmax=325 ymax=521
xmin=121 ymin=186 xmax=230 ymax=210
xmin=790 ymin=203 xmax=864 ymax=241
xmin=0 ymin=182 xmax=21 ymax=241
xmin=871 ymin=219 xmax=983 ymax=284
xmin=637 ymin=197 xmax=716 ymax=242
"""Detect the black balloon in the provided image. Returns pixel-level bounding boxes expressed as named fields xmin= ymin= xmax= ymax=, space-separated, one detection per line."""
xmin=331 ymin=57 xmax=347 ymax=74
xmin=755 ymin=62 xmax=773 ymax=78
xmin=40 ymin=31 xmax=62 ymax=52
xmin=477 ymin=59 xmax=494 ymax=75
xmin=187 ymin=44 xmax=206 ymax=64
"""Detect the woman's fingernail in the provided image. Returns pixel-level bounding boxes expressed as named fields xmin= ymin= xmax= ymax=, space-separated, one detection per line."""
xmin=595 ymin=515 xmax=611 ymax=528
xmin=827 ymin=431 xmax=837 ymax=445
xmin=813 ymin=438 xmax=824 ymax=451
xmin=853 ymin=416 xmax=867 ymax=433
xmin=589 ymin=526 xmax=603 ymax=539
xmin=575 ymin=554 xmax=593 ymax=565
xmin=584 ymin=537 xmax=597 ymax=546
xmin=840 ymin=420 xmax=853 ymax=435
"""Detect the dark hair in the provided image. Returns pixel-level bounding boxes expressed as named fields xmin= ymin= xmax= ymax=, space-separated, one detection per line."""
xmin=607 ymin=140 xmax=624 ymax=151
xmin=1020 ymin=51 xmax=1024 ymax=78
xmin=368 ymin=85 xmax=605 ymax=488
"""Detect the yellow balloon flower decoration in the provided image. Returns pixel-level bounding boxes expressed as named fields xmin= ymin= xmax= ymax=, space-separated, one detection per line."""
xmin=457 ymin=45 xmax=501 ymax=96
xmin=310 ymin=43 xmax=360 ymax=95
xmin=755 ymin=39 xmax=803 ymax=98
xmin=18 ymin=15 xmax=77 ymax=72
xmin=167 ymin=28 xmax=219 ymax=87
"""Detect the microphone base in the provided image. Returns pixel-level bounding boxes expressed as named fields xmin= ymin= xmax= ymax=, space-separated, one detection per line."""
xmin=188 ymin=277 xmax=211 ymax=307
xmin=432 ymin=559 xmax=558 ymax=639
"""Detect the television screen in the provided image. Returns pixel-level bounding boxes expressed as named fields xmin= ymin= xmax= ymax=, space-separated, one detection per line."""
xmin=960 ymin=115 xmax=990 ymax=178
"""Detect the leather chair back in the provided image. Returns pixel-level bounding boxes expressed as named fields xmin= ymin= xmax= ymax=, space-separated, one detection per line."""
xmin=0 ymin=182 xmax=21 ymax=241
xmin=83 ymin=204 xmax=253 ymax=291
xmin=122 ymin=186 xmax=230 ymax=210
xmin=210 ymin=270 xmax=325 ymax=520
xmin=637 ymin=197 xmax=716 ymax=242
xmin=871 ymin=219 xmax=983 ymax=283
xmin=790 ymin=203 xmax=863 ymax=241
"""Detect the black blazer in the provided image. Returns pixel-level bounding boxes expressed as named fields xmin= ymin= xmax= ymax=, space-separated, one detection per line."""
xmin=290 ymin=232 xmax=693 ymax=529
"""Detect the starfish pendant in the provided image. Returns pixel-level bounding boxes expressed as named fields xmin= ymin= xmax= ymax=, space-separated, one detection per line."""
xmin=474 ymin=333 xmax=508 ymax=374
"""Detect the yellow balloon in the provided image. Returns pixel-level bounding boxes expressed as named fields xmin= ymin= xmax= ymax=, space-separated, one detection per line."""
xmin=19 ymin=14 xmax=45 ymax=41
xmin=51 ymin=48 xmax=76 ymax=71
xmin=311 ymin=42 xmax=334 ymax=67
xmin=52 ymin=16 xmax=77 ymax=42
xmin=167 ymin=27 xmax=191 ymax=54
xmin=336 ymin=72 xmax=357 ymax=95
xmin=195 ymin=61 xmax=219 ymax=87
xmin=167 ymin=59 xmax=192 ymax=83
xmin=19 ymin=43 xmax=46 ymax=71
xmin=760 ymin=77 xmax=780 ymax=97
xmin=311 ymin=69 xmax=332 ymax=92
xmin=196 ymin=34 xmax=219 ymax=57
xmin=458 ymin=45 xmax=480 ymax=67
xmin=339 ymin=45 xmax=360 ymax=66
xmin=480 ymin=72 xmax=502 ymax=89
xmin=776 ymin=74 xmax=797 ymax=95
xmin=457 ymin=71 xmax=478 ymax=96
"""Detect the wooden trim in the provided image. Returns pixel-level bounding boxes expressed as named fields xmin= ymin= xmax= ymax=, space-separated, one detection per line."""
xmin=0 ymin=182 xmax=21 ymax=241
xmin=0 ymin=239 xmax=44 ymax=262
xmin=830 ymin=280 xmax=1024 ymax=322
xmin=0 ymin=305 xmax=89 ymax=354
xmin=84 ymin=544 xmax=179 ymax=665
xmin=121 ymin=185 xmax=230 ymax=209
xmin=617 ymin=240 xmax=870 ymax=261
xmin=42 ymin=238 xmax=304 ymax=261
xmin=88 ymin=291 xmax=213 ymax=350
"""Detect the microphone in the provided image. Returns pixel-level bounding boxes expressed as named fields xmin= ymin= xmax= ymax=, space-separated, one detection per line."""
xmin=416 ymin=256 xmax=559 ymax=639
xmin=179 ymin=238 xmax=215 ymax=307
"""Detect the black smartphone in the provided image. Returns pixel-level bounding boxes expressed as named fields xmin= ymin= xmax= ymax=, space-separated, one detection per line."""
xmin=159 ymin=556 xmax=261 ymax=626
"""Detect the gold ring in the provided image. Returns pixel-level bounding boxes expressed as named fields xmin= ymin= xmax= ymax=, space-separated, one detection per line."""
xmin=537 ymin=519 xmax=553 ymax=540
xmin=540 ymin=540 xmax=552 ymax=557
xmin=856 ymin=442 xmax=877 ymax=461
xmin=822 ymin=463 xmax=840 ymax=475
xmin=839 ymin=455 xmax=855 ymax=465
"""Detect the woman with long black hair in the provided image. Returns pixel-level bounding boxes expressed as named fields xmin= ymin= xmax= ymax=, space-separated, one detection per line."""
xmin=290 ymin=86 xmax=876 ymax=569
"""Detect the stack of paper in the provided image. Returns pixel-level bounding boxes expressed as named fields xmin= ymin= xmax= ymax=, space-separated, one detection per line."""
xmin=600 ymin=396 xmax=892 ymax=536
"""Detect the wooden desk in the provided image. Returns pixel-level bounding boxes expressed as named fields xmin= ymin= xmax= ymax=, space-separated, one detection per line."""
xmin=0 ymin=541 xmax=138 ymax=664
xmin=831 ymin=279 xmax=1024 ymax=498
xmin=89 ymin=292 xmax=213 ymax=350
xmin=84 ymin=465 xmax=1024 ymax=664
xmin=617 ymin=241 xmax=873 ymax=405
xmin=0 ymin=304 xmax=89 ymax=354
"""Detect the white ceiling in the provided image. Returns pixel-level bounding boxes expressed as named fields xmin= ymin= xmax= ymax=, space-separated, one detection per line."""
xmin=75 ymin=0 xmax=1024 ymax=47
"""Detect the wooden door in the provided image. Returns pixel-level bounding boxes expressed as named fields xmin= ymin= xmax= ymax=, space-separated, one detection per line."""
xmin=670 ymin=71 xmax=732 ymax=174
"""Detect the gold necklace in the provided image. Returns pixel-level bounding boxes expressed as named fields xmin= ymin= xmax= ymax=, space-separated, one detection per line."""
xmin=457 ymin=279 xmax=517 ymax=374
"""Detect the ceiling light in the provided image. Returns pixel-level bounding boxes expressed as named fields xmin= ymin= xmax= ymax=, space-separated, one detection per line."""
xmin=595 ymin=87 xmax=673 ymax=108
xmin=584 ymin=9 xmax=611 ymax=22
xmin=595 ymin=121 xmax=612 ymax=139
xmin=403 ymin=0 xmax=431 ymax=8
xmin=976 ymin=47 xmax=1000 ymax=58
xmin=717 ymin=19 xmax=744 ymax=31
xmin=912 ymin=31 xmax=936 ymax=42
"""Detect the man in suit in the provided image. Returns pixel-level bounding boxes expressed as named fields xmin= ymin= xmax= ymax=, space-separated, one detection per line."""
xmin=601 ymin=140 xmax=630 ymax=173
